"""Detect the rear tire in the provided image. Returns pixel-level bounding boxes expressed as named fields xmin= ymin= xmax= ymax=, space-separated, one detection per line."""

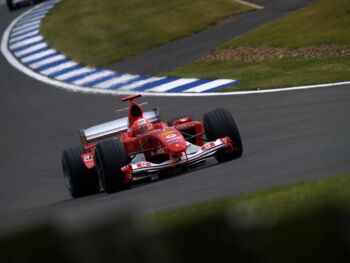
xmin=203 ymin=108 xmax=243 ymax=162
xmin=95 ymin=139 xmax=130 ymax=193
xmin=61 ymin=146 xmax=100 ymax=198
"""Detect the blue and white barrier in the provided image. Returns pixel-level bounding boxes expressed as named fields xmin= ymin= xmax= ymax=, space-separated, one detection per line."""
xmin=4 ymin=0 xmax=239 ymax=95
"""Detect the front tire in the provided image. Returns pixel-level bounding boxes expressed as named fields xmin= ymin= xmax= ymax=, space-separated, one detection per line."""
xmin=61 ymin=146 xmax=100 ymax=198
xmin=203 ymin=108 xmax=243 ymax=162
xmin=95 ymin=139 xmax=130 ymax=193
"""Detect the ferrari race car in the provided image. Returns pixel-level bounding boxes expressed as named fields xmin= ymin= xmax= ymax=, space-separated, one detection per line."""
xmin=6 ymin=0 xmax=43 ymax=11
xmin=62 ymin=94 xmax=243 ymax=198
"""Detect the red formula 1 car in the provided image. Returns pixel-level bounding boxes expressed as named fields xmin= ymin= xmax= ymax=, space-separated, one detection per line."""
xmin=7 ymin=0 xmax=44 ymax=11
xmin=62 ymin=94 xmax=243 ymax=198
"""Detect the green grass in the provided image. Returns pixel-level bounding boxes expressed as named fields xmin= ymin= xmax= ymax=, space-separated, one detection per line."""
xmin=167 ymin=0 xmax=350 ymax=91
xmin=223 ymin=0 xmax=350 ymax=48
xmin=150 ymin=174 xmax=350 ymax=228
xmin=41 ymin=0 xmax=252 ymax=67
xmin=167 ymin=55 xmax=350 ymax=90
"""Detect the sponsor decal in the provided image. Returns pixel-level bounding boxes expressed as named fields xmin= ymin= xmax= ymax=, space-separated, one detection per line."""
xmin=84 ymin=154 xmax=93 ymax=161
xmin=166 ymin=138 xmax=182 ymax=144
xmin=137 ymin=119 xmax=146 ymax=125
xmin=201 ymin=143 xmax=215 ymax=151
xmin=166 ymin=134 xmax=177 ymax=139
xmin=82 ymin=153 xmax=95 ymax=169
xmin=161 ymin=130 xmax=175 ymax=136
xmin=121 ymin=165 xmax=129 ymax=170
xmin=136 ymin=162 xmax=152 ymax=168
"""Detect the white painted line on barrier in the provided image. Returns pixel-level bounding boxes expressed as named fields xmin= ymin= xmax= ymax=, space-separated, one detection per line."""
xmin=16 ymin=15 xmax=46 ymax=26
xmin=26 ymin=6 xmax=52 ymax=14
xmin=22 ymin=49 xmax=56 ymax=63
xmin=13 ymin=21 xmax=40 ymax=32
xmin=40 ymin=61 xmax=77 ymax=75
xmin=22 ymin=10 xmax=49 ymax=19
xmin=10 ymin=30 xmax=39 ymax=43
xmin=11 ymin=25 xmax=40 ymax=38
xmin=73 ymin=71 xmax=114 ymax=85
xmin=14 ymin=42 xmax=46 ymax=57
xmin=10 ymin=35 xmax=43 ymax=49
xmin=55 ymin=67 xmax=93 ymax=81
xmin=30 ymin=54 xmax=66 ymax=69
xmin=148 ymin=78 xmax=198 ymax=92
xmin=120 ymin=77 xmax=165 ymax=91
xmin=19 ymin=12 xmax=47 ymax=20
xmin=95 ymin=74 xmax=140 ymax=89
xmin=185 ymin=79 xmax=237 ymax=93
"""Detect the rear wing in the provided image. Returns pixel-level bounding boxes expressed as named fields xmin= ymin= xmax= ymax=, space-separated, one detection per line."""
xmin=80 ymin=108 xmax=161 ymax=144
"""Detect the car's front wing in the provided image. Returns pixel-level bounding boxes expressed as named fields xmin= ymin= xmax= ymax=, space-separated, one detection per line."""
xmin=121 ymin=137 xmax=233 ymax=181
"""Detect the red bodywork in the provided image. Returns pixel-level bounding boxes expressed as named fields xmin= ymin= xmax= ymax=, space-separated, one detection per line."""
xmin=79 ymin=94 xmax=233 ymax=182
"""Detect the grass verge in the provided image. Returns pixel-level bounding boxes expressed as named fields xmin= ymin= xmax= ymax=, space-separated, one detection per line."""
xmin=150 ymin=174 xmax=350 ymax=228
xmin=167 ymin=0 xmax=350 ymax=91
xmin=41 ymin=0 xmax=252 ymax=67
xmin=167 ymin=55 xmax=350 ymax=91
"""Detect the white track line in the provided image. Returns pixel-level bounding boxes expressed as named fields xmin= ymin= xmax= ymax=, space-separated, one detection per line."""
xmin=148 ymin=78 xmax=198 ymax=92
xmin=120 ymin=77 xmax=165 ymax=91
xmin=1 ymin=1 xmax=350 ymax=97
xmin=40 ymin=61 xmax=77 ymax=75
xmin=73 ymin=71 xmax=114 ymax=85
xmin=14 ymin=42 xmax=46 ymax=57
xmin=21 ymin=10 xmax=49 ymax=20
xmin=29 ymin=54 xmax=66 ymax=69
xmin=22 ymin=49 xmax=56 ymax=63
xmin=95 ymin=74 xmax=140 ymax=89
xmin=15 ymin=15 xmax=45 ymax=26
xmin=13 ymin=21 xmax=40 ymax=32
xmin=55 ymin=67 xmax=94 ymax=81
xmin=10 ymin=35 xmax=43 ymax=50
xmin=10 ymin=30 xmax=39 ymax=43
xmin=11 ymin=25 xmax=40 ymax=38
xmin=185 ymin=79 xmax=237 ymax=93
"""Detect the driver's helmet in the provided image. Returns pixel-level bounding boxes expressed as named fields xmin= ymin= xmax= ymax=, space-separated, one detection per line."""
xmin=132 ymin=118 xmax=154 ymax=136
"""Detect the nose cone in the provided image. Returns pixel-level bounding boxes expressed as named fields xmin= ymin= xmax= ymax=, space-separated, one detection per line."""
xmin=166 ymin=139 xmax=187 ymax=153
xmin=157 ymin=128 xmax=187 ymax=153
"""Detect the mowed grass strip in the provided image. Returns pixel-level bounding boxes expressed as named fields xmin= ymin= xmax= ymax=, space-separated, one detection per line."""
xmin=150 ymin=174 xmax=350 ymax=229
xmin=167 ymin=0 xmax=350 ymax=91
xmin=41 ymin=0 xmax=253 ymax=67
xmin=223 ymin=0 xmax=350 ymax=48
xmin=168 ymin=55 xmax=350 ymax=91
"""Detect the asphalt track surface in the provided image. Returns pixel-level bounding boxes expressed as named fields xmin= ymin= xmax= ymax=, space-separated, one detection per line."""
xmin=110 ymin=0 xmax=315 ymax=75
xmin=1 ymin=0 xmax=350 ymax=223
